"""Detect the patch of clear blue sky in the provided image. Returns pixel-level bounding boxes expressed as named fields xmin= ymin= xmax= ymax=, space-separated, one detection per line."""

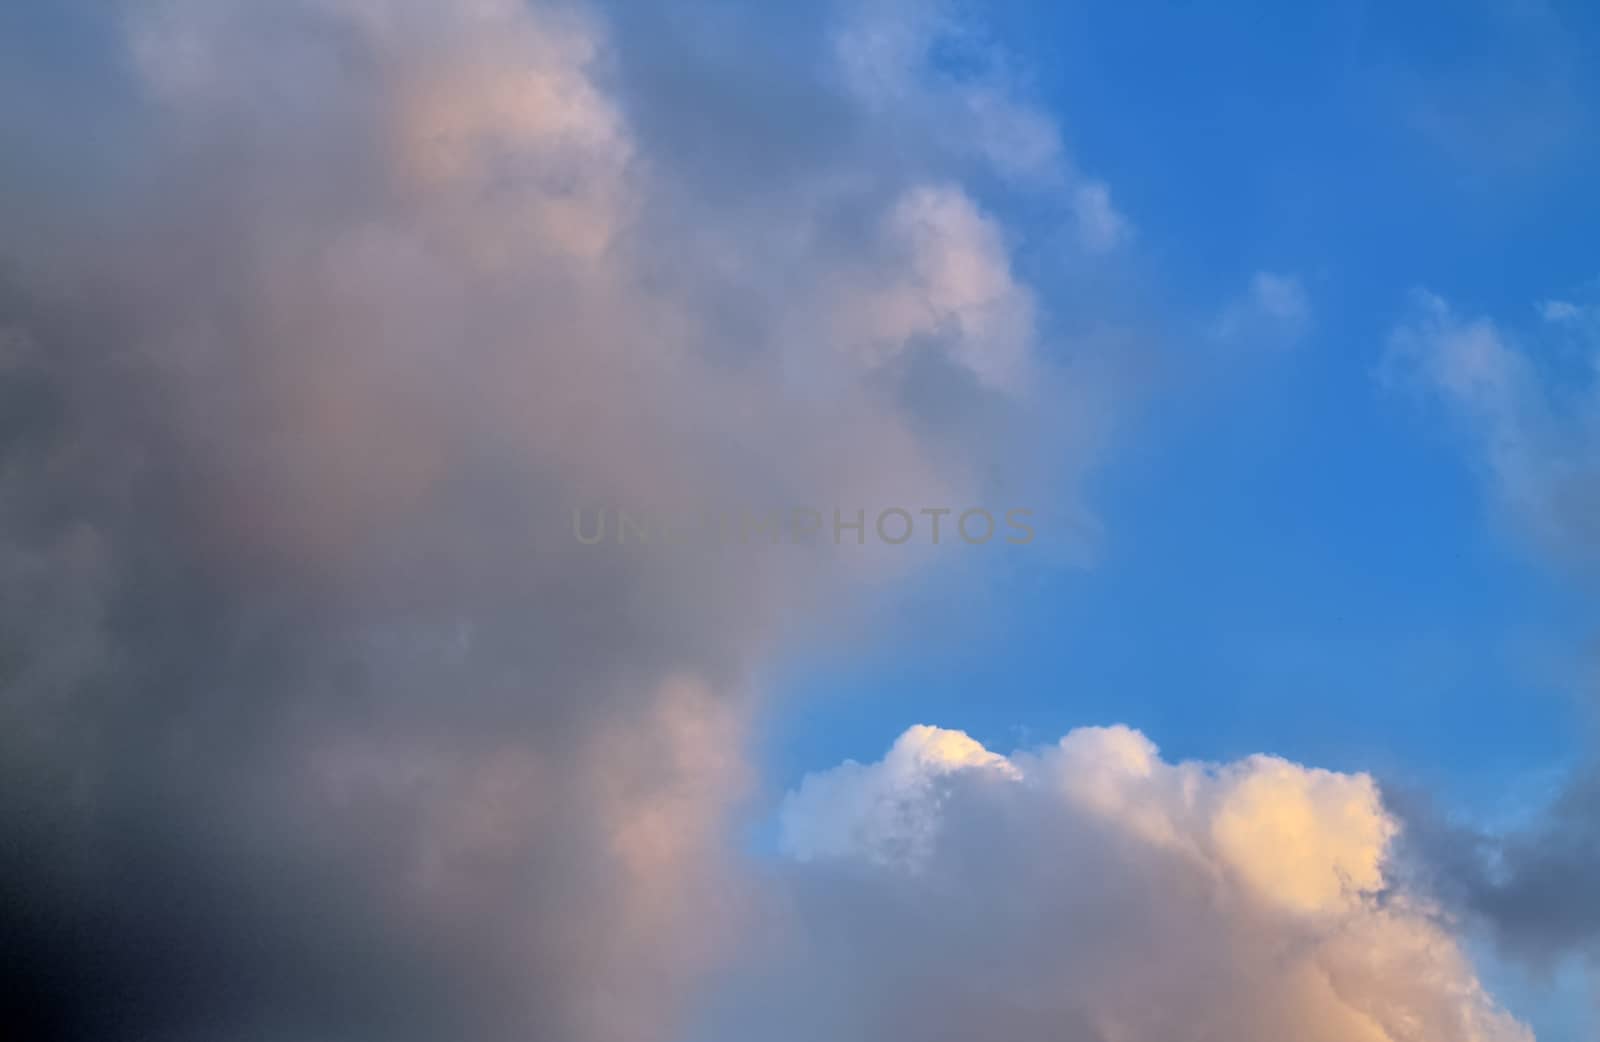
xmin=762 ymin=0 xmax=1600 ymax=804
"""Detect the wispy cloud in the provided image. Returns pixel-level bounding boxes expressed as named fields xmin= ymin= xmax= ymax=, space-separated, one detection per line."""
xmin=1384 ymin=282 xmax=1600 ymax=988
xmin=1212 ymin=270 xmax=1313 ymax=348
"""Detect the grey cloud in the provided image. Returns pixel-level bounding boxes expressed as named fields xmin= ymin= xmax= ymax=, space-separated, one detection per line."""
xmin=1393 ymin=771 xmax=1600 ymax=966
xmin=0 ymin=2 xmax=1112 ymax=1040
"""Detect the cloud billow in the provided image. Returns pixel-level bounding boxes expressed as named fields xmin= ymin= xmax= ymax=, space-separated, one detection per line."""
xmin=0 ymin=2 xmax=1108 ymax=1040
xmin=715 ymin=725 xmax=1530 ymax=1042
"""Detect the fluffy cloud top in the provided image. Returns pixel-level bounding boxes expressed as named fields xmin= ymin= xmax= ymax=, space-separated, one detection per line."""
xmin=1213 ymin=270 xmax=1313 ymax=348
xmin=721 ymin=724 xmax=1531 ymax=1042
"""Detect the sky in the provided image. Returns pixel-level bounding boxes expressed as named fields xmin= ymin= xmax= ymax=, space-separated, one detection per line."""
xmin=1 ymin=1 xmax=1598 ymax=1041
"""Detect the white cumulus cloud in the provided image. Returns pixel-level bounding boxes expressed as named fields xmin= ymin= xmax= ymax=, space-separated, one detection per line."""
xmin=715 ymin=724 xmax=1532 ymax=1042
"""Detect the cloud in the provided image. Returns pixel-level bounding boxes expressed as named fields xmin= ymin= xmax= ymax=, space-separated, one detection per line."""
xmin=1213 ymin=271 xmax=1313 ymax=348
xmin=1394 ymin=770 xmax=1600 ymax=964
xmin=1071 ymin=181 xmax=1132 ymax=254
xmin=779 ymin=724 xmax=1019 ymax=869
xmin=830 ymin=0 xmax=1131 ymax=250
xmin=711 ymin=724 xmax=1531 ymax=1042
xmin=0 ymin=2 xmax=1125 ymax=1040
xmin=1538 ymin=299 xmax=1584 ymax=324
xmin=1384 ymin=288 xmax=1600 ymax=565
xmin=830 ymin=184 xmax=1037 ymax=390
